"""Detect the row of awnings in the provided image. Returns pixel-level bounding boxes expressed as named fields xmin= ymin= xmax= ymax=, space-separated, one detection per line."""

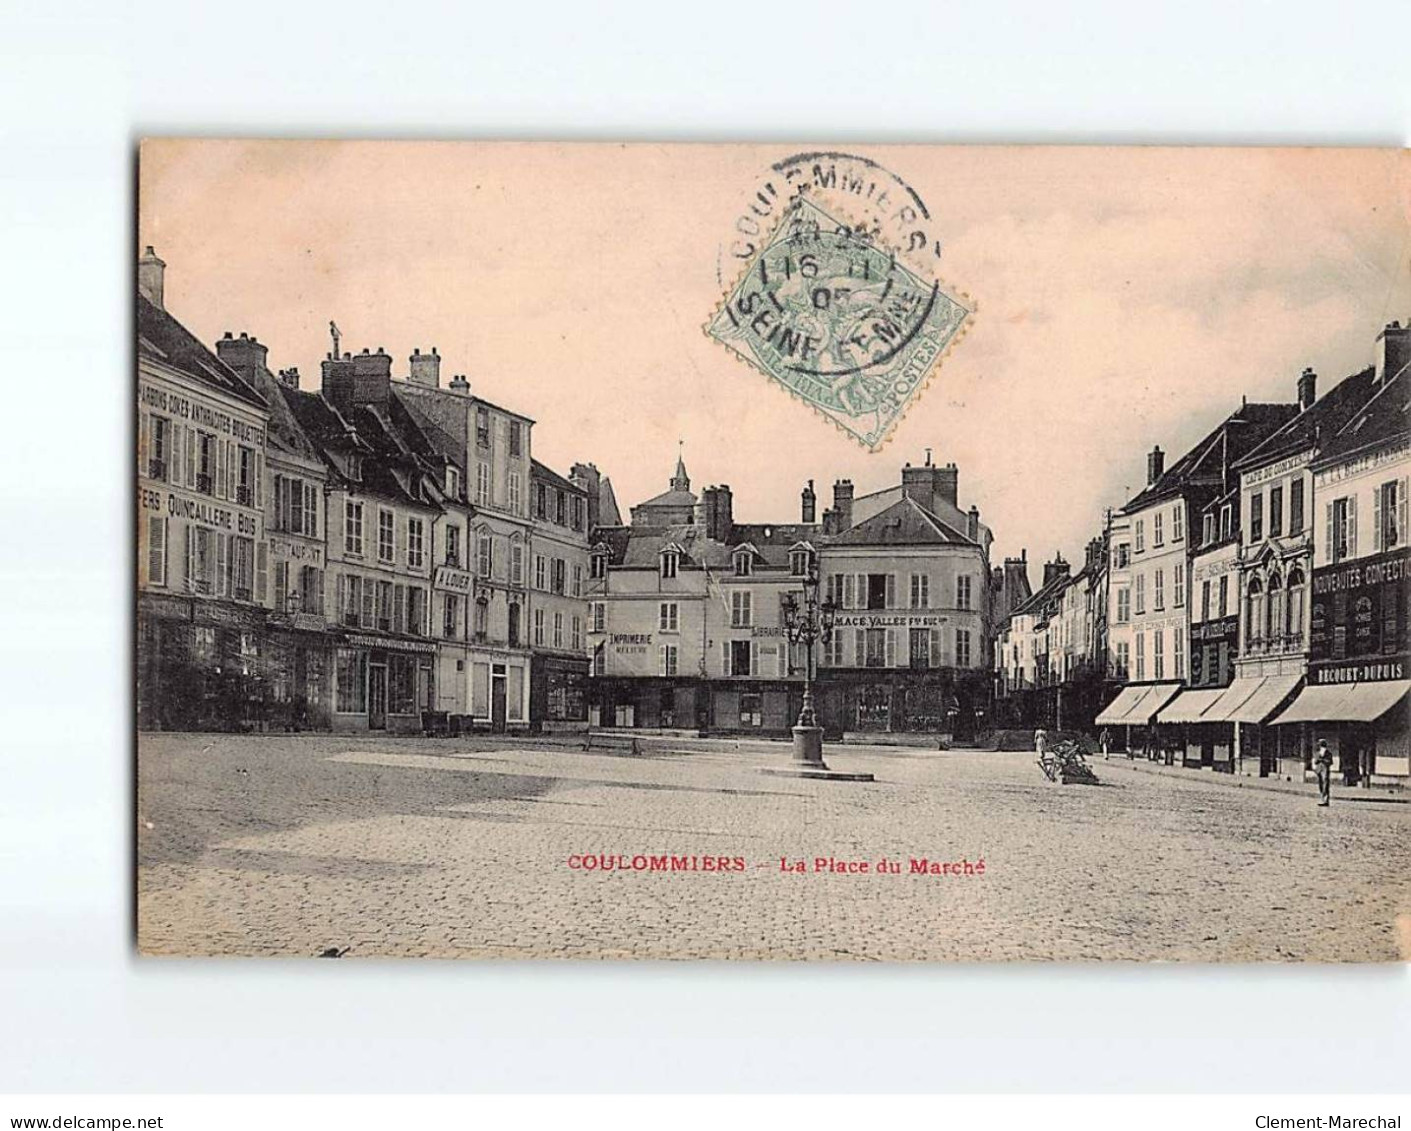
xmin=1096 ymin=676 xmax=1411 ymax=728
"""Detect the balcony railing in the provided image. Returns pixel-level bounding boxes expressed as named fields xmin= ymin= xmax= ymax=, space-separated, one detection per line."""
xmin=147 ymin=458 xmax=167 ymax=481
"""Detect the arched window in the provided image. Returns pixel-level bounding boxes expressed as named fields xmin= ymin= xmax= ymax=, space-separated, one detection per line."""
xmin=1286 ymin=567 xmax=1306 ymax=640
xmin=1266 ymin=572 xmax=1283 ymax=644
xmin=1246 ymin=576 xmax=1264 ymax=645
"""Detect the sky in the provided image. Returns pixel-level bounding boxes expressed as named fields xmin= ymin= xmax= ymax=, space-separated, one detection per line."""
xmin=139 ymin=141 xmax=1410 ymax=576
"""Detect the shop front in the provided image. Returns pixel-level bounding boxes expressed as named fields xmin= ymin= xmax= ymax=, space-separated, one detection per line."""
xmin=263 ymin=613 xmax=336 ymax=731
xmin=530 ymin=653 xmax=591 ymax=732
xmin=587 ymin=676 xmax=710 ymax=732
xmin=815 ymin=668 xmax=991 ymax=743
xmin=333 ymin=633 xmax=437 ymax=734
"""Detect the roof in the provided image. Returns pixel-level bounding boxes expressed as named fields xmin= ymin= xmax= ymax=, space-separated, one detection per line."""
xmin=633 ymin=487 xmax=698 ymax=510
xmin=1232 ymin=367 xmax=1380 ymax=472
xmin=593 ymin=519 xmax=819 ymax=571
xmin=1123 ymin=401 xmax=1298 ymax=513
xmin=827 ymin=496 xmax=974 ymax=547
xmin=531 ymin=458 xmax=587 ymax=496
xmin=597 ymin=477 xmax=623 ymax=526
xmin=1311 ymin=367 xmax=1409 ymax=469
xmin=137 ymin=294 xmax=267 ymax=411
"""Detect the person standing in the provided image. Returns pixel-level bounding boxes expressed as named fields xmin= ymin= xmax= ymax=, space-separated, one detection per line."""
xmin=1313 ymin=739 xmax=1334 ymax=807
xmin=1099 ymin=727 xmax=1111 ymax=760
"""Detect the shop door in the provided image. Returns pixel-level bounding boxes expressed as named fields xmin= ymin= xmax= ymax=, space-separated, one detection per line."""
xmin=368 ymin=664 xmax=388 ymax=730
xmin=491 ymin=675 xmax=508 ymax=733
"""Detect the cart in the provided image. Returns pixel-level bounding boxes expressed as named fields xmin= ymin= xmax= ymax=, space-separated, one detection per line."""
xmin=1037 ymin=738 xmax=1101 ymax=785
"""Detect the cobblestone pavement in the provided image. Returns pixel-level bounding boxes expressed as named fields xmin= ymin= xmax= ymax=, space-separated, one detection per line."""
xmin=136 ymin=733 xmax=1411 ymax=962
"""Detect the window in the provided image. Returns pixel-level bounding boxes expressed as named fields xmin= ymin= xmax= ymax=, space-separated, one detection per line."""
xmin=591 ymin=551 xmax=607 ymax=580
xmin=1114 ymin=543 xmax=1130 ymax=569
xmin=660 ymin=550 xmax=678 ymax=579
xmin=659 ymin=601 xmax=679 ymax=632
xmin=508 ymin=470 xmax=521 ymax=514
xmin=822 ymin=628 xmax=842 ymax=668
xmin=1116 ymin=587 xmax=1130 ymax=624
xmin=476 ymin=407 xmax=490 ymax=448
xmin=1135 ymin=573 xmax=1146 ymax=614
xmin=1245 ymin=577 xmax=1264 ymax=644
xmin=1267 ymin=572 xmax=1284 ymax=642
xmin=345 ymin=500 xmax=364 ymax=555
xmin=1135 ymin=632 xmax=1146 ymax=680
xmin=533 ymin=608 xmax=545 ymax=646
xmin=534 ymin=484 xmax=547 ymax=519
xmin=446 ymin=465 xmax=460 ymax=500
xmin=556 ymin=491 xmax=566 ymax=526
xmin=534 ymin=554 xmax=546 ymax=590
xmin=335 ymin=649 xmax=367 ymax=713
xmin=299 ymin=565 xmax=323 ymax=615
xmin=443 ymin=593 xmax=460 ymax=639
xmin=476 ymin=462 xmax=490 ymax=506
xmin=1220 ymin=505 xmax=1232 ymax=541
xmin=1153 ymin=513 xmax=1164 ymax=547
xmin=1290 ymin=478 xmax=1305 ymax=536
xmin=340 ymin=574 xmax=361 ymax=626
xmin=1202 ymin=513 xmax=1214 ymax=546
xmin=590 ymin=601 xmax=605 ymax=633
xmin=236 ymin=446 xmax=254 ymax=507
xmin=571 ymin=615 xmax=582 ymax=652
xmin=790 ymin=549 xmax=811 ymax=576
xmin=956 ymin=575 xmax=972 ymax=610
xmin=1172 ymin=505 xmax=1184 ymax=542
xmin=231 ymin=536 xmax=255 ymax=602
xmin=478 ymin=532 xmax=492 ymax=577
xmin=1330 ymin=496 xmax=1356 ymax=563
xmin=472 ymin=662 xmax=490 ymax=716
xmin=512 ymin=543 xmax=525 ymax=587
xmin=909 ymin=628 xmax=931 ymax=669
xmin=1218 ymin=574 xmax=1229 ymax=618
xmin=388 ymin=655 xmax=417 ymax=716
xmin=551 ymin=558 xmax=566 ymax=595
xmin=571 ymin=563 xmax=582 ymax=597
xmin=1201 ymin=579 xmax=1211 ymax=621
xmin=146 ymin=414 xmax=171 ymax=480
xmin=508 ymin=602 xmax=521 ymax=647
xmin=1153 ymin=629 xmax=1165 ymax=679
xmin=377 ymin=580 xmax=394 ymax=631
xmin=1135 ymin=520 xmax=1145 ymax=553
xmin=1115 ymin=640 xmax=1130 ymax=679
xmin=378 ymin=510 xmax=395 ymax=563
xmin=1377 ymin=479 xmax=1406 ymax=551
xmin=910 ymin=573 xmax=930 ymax=609
xmin=1250 ymin=491 xmax=1264 ymax=542
xmin=553 ymin=612 xmax=564 ymax=649
xmin=734 ymin=550 xmax=753 ymax=576
xmin=406 ymin=587 xmax=426 ymax=636
xmin=196 ymin=432 xmax=216 ymax=495
xmin=727 ymin=639 xmax=753 ymax=677
xmin=146 ymin=516 xmax=167 ymax=587
xmin=1173 ymin=563 xmax=1184 ymax=608
xmin=864 ymin=628 xmax=886 ymax=668
xmin=571 ymin=496 xmax=584 ymax=531
xmin=1174 ymin=629 xmax=1185 ymax=679
xmin=1269 ymin=485 xmax=1284 ymax=538
xmin=509 ymin=421 xmax=522 ymax=457
xmin=407 ymin=517 xmax=424 ymax=570
xmin=660 ymin=643 xmax=678 ymax=677
xmin=956 ymin=629 xmax=972 ymax=668
xmin=731 ymin=590 xmax=752 ymax=628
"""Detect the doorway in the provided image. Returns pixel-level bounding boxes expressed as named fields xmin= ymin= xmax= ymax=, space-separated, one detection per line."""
xmin=491 ymin=669 xmax=508 ymax=733
xmin=368 ymin=663 xmax=388 ymax=730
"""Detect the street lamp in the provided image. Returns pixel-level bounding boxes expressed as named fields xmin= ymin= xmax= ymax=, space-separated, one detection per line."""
xmin=780 ymin=554 xmax=837 ymax=767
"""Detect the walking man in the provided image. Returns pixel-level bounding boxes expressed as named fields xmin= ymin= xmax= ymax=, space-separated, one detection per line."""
xmin=1099 ymin=727 xmax=1111 ymax=760
xmin=1314 ymin=738 xmax=1333 ymax=807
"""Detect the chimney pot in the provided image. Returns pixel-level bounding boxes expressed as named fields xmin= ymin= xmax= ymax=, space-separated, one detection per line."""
xmin=1297 ymin=367 xmax=1317 ymax=412
xmin=1147 ymin=445 xmax=1165 ymax=486
xmin=137 ymin=246 xmax=166 ymax=309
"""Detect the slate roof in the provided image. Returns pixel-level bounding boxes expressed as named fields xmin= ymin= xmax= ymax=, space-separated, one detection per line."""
xmin=1232 ymin=368 xmax=1380 ymax=472
xmin=1123 ymin=401 xmax=1298 ymax=513
xmin=137 ymin=293 xmax=267 ymax=411
xmin=532 ymin=458 xmax=587 ymax=496
xmin=827 ymin=496 xmax=974 ymax=547
xmin=1312 ymin=367 xmax=1409 ymax=469
xmin=634 ymin=487 xmax=698 ymax=510
xmin=592 ymin=520 xmax=820 ymax=570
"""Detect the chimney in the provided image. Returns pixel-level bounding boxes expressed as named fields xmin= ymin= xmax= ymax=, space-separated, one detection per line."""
xmin=801 ymin=479 xmax=817 ymax=524
xmin=1297 ymin=367 xmax=1317 ymax=412
xmin=936 ymin=462 xmax=959 ymax=508
xmin=215 ymin=331 xmax=270 ymax=383
xmin=277 ymin=367 xmax=300 ymax=390
xmin=967 ymin=504 xmax=980 ymax=543
xmin=1375 ymin=320 xmax=1410 ymax=383
xmin=138 ymin=246 xmax=166 ymax=310
xmin=901 ymin=461 xmax=936 ymax=513
xmin=1043 ymin=553 xmax=1070 ymax=589
xmin=832 ymin=479 xmax=854 ymax=532
xmin=1147 ymin=445 xmax=1165 ymax=486
xmin=704 ymin=484 xmax=733 ymax=542
xmin=449 ymin=374 xmax=470 ymax=395
xmin=1085 ymin=536 xmax=1104 ymax=571
xmin=409 ymin=347 xmax=441 ymax=389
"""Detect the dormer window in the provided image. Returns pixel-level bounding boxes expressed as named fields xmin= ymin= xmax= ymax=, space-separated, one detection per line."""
xmin=347 ymin=452 xmax=363 ymax=480
xmin=446 ymin=465 xmax=461 ymax=499
xmin=733 ymin=549 xmax=753 ymax=576
xmin=788 ymin=542 xmax=814 ymax=577
xmin=660 ymin=549 xmax=679 ymax=579
xmin=591 ymin=545 xmax=610 ymax=580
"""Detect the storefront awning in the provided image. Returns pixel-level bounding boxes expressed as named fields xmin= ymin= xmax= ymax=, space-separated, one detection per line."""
xmin=1270 ymin=680 xmax=1411 ymax=726
xmin=1095 ymin=685 xmax=1148 ymax=726
xmin=1095 ymin=683 xmax=1181 ymax=726
xmin=1202 ymin=677 xmax=1265 ymax=724
xmin=1155 ymin=687 xmax=1227 ymax=724
xmin=1224 ymin=672 xmax=1304 ymax=725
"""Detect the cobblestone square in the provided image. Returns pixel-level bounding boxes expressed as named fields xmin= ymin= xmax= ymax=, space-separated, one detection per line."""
xmin=137 ymin=734 xmax=1411 ymax=962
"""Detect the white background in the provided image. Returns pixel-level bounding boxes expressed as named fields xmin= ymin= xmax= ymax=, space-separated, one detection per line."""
xmin=1 ymin=0 xmax=1409 ymax=1095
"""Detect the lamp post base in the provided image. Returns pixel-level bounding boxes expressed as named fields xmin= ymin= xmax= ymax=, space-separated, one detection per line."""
xmin=791 ymin=724 xmax=827 ymax=768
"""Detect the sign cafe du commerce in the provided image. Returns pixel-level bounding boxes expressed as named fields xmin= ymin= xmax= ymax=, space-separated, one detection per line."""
xmin=1309 ymin=546 xmax=1410 ymax=685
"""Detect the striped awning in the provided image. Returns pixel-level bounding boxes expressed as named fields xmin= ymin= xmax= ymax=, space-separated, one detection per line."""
xmin=1095 ymin=683 xmax=1181 ymax=726
xmin=1224 ymin=672 xmax=1303 ymax=725
xmin=1155 ymin=687 xmax=1228 ymax=724
xmin=1270 ymin=680 xmax=1410 ymax=726
xmin=1095 ymin=685 xmax=1148 ymax=726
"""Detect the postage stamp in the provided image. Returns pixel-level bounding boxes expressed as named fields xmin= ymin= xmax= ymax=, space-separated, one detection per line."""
xmin=706 ymin=191 xmax=973 ymax=451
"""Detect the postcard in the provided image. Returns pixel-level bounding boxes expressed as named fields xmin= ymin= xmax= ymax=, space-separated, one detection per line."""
xmin=136 ymin=141 xmax=1411 ymax=960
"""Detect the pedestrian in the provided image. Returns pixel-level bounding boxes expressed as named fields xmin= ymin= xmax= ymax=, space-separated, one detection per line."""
xmin=1314 ymin=738 xmax=1334 ymax=807
xmin=1034 ymin=727 xmax=1047 ymax=758
xmin=1099 ymin=727 xmax=1110 ymax=760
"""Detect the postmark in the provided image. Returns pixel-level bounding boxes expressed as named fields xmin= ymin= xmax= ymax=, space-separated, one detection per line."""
xmin=708 ymin=152 xmax=973 ymax=451
xmin=707 ymin=189 xmax=972 ymax=451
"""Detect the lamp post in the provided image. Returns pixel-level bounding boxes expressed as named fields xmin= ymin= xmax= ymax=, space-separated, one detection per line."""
xmin=781 ymin=555 xmax=837 ymax=768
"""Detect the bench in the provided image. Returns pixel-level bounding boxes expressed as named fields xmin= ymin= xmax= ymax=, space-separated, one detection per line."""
xmin=581 ymin=730 xmax=642 ymax=756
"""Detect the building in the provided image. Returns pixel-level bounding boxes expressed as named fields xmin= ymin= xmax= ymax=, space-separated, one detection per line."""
xmin=214 ymin=336 xmax=333 ymax=731
xmin=1097 ymin=401 xmax=1299 ymax=750
xmin=586 ymin=459 xmax=817 ymax=733
xmin=136 ymin=250 xmax=274 ymax=732
xmin=814 ymin=457 xmax=995 ymax=740
xmin=528 ymin=459 xmax=592 ymax=730
xmin=1273 ymin=324 xmax=1410 ymax=785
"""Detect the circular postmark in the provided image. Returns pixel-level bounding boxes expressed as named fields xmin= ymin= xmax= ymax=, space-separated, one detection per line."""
xmin=706 ymin=152 xmax=973 ymax=451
